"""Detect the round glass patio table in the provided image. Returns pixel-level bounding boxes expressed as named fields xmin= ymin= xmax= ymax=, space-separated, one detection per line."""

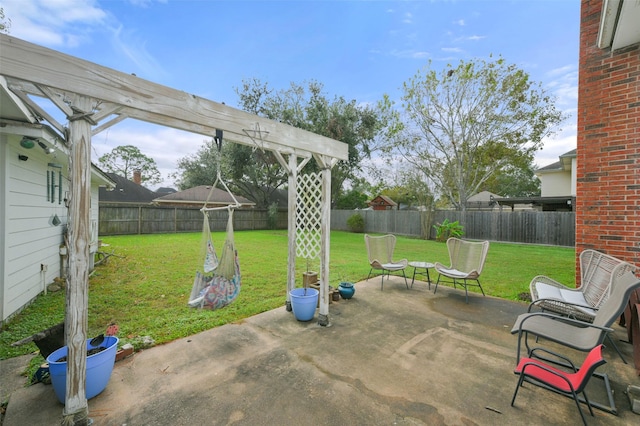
xmin=408 ymin=261 xmax=435 ymax=289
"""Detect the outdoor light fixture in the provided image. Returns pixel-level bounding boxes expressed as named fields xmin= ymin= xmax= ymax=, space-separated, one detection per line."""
xmin=18 ymin=154 xmax=28 ymax=161
xmin=37 ymin=140 xmax=55 ymax=154
xmin=20 ymin=136 xmax=36 ymax=149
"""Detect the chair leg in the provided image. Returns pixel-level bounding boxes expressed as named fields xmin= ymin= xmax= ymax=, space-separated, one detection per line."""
xmin=510 ymin=373 xmax=526 ymax=407
xmin=605 ymin=333 xmax=627 ymax=364
xmin=367 ymin=268 xmax=373 ymax=281
xmin=581 ymin=390 xmax=595 ymax=417
xmin=402 ymin=270 xmax=408 ymax=289
xmin=477 ymin=279 xmax=485 ymax=296
xmin=434 ymin=275 xmax=441 ymax=294
xmin=570 ymin=390 xmax=589 ymax=426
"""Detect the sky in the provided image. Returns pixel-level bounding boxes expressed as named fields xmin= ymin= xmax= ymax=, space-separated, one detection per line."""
xmin=1 ymin=0 xmax=581 ymax=190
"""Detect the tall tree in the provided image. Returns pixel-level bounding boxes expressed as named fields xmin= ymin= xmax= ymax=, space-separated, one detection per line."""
xmin=481 ymin=160 xmax=541 ymax=197
xmin=381 ymin=57 xmax=564 ymax=211
xmin=98 ymin=145 xmax=161 ymax=185
xmin=173 ymin=139 xmax=220 ymax=190
xmin=174 ymin=138 xmax=288 ymax=208
xmin=235 ymin=79 xmax=388 ymax=205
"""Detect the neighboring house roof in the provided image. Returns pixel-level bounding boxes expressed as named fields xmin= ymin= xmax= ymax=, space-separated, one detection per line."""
xmin=466 ymin=191 xmax=502 ymax=209
xmin=368 ymin=195 xmax=397 ymax=207
xmin=467 ymin=191 xmax=501 ymax=203
xmin=492 ymin=195 xmax=574 ymax=211
xmin=536 ymin=148 xmax=576 ymax=174
xmin=153 ymin=185 xmax=255 ymax=208
xmin=536 ymin=160 xmax=562 ymax=172
xmin=99 ymin=172 xmax=158 ymax=204
xmin=155 ymin=187 xmax=177 ymax=196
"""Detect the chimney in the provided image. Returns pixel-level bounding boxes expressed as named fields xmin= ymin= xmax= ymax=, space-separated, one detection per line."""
xmin=133 ymin=170 xmax=141 ymax=185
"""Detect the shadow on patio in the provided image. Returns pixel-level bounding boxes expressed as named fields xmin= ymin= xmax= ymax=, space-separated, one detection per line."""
xmin=2 ymin=276 xmax=639 ymax=425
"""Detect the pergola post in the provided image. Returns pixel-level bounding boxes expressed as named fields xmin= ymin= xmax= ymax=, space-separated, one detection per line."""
xmin=285 ymin=153 xmax=298 ymax=311
xmin=317 ymin=155 xmax=336 ymax=326
xmin=63 ymin=94 xmax=93 ymax=425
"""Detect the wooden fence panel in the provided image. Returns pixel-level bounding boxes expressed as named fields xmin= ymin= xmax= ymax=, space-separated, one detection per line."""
xmin=331 ymin=209 xmax=574 ymax=247
xmin=100 ymin=206 xmax=575 ymax=246
xmin=99 ymin=205 xmax=288 ymax=235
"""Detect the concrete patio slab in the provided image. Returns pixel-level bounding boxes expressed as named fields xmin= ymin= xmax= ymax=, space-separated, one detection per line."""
xmin=2 ymin=277 xmax=639 ymax=425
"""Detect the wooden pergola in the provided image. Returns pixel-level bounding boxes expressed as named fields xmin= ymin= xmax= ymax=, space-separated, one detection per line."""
xmin=0 ymin=34 xmax=348 ymax=425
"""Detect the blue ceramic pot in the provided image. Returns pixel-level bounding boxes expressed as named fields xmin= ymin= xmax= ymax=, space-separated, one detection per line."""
xmin=338 ymin=282 xmax=355 ymax=299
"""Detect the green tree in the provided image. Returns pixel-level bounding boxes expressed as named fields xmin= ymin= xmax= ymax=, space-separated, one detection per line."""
xmin=174 ymin=138 xmax=287 ymax=208
xmin=235 ymin=79 xmax=388 ymax=206
xmin=481 ymin=160 xmax=541 ymax=197
xmin=381 ymin=56 xmax=564 ymax=211
xmin=173 ymin=139 xmax=220 ymax=190
xmin=223 ymin=143 xmax=287 ymax=208
xmin=0 ymin=7 xmax=11 ymax=34
xmin=335 ymin=189 xmax=369 ymax=209
xmin=98 ymin=145 xmax=161 ymax=185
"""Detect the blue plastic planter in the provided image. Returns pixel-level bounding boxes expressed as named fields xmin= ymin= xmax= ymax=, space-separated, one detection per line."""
xmin=289 ymin=287 xmax=319 ymax=321
xmin=47 ymin=336 xmax=119 ymax=404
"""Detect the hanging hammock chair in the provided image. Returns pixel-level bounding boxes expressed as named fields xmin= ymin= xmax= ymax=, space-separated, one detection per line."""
xmin=188 ymin=130 xmax=242 ymax=310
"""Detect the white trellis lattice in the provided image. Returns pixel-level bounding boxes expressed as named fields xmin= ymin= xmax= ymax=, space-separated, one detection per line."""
xmin=296 ymin=172 xmax=323 ymax=261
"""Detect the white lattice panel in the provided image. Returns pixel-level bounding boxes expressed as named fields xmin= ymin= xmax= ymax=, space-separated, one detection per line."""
xmin=296 ymin=172 xmax=322 ymax=260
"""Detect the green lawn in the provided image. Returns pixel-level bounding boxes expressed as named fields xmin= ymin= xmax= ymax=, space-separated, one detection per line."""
xmin=0 ymin=231 xmax=575 ymax=361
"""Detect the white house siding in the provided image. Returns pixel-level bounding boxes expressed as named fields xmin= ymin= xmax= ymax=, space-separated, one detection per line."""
xmin=1 ymin=135 xmax=6 ymax=322
xmin=539 ymin=170 xmax=572 ymax=197
xmin=2 ymin=137 xmax=69 ymax=322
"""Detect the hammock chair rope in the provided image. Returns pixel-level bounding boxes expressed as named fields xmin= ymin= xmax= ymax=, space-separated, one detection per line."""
xmin=201 ymin=129 xmax=242 ymax=212
xmin=188 ymin=130 xmax=241 ymax=310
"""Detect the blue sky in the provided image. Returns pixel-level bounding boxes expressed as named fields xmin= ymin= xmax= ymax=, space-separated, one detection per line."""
xmin=1 ymin=0 xmax=580 ymax=189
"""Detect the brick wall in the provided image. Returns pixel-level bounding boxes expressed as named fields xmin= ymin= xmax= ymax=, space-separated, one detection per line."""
xmin=576 ymin=0 xmax=640 ymax=277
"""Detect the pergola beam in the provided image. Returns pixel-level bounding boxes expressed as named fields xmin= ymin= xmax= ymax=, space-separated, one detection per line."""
xmin=0 ymin=34 xmax=348 ymax=161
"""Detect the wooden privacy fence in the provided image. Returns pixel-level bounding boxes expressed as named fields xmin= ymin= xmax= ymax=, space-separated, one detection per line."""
xmin=100 ymin=205 xmax=575 ymax=247
xmin=98 ymin=205 xmax=288 ymax=235
xmin=331 ymin=209 xmax=575 ymax=247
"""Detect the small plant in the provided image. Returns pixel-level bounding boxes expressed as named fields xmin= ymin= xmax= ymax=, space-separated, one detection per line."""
xmin=433 ymin=219 xmax=464 ymax=242
xmin=346 ymin=213 xmax=365 ymax=233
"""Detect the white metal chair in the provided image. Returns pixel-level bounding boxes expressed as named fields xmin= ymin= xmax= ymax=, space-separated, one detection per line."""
xmin=364 ymin=234 xmax=408 ymax=290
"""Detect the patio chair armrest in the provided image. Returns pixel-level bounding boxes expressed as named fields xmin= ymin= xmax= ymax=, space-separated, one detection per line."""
xmin=512 ymin=311 xmax=614 ymax=335
xmin=527 ymin=346 xmax=578 ymax=372
xmin=370 ymin=259 xmax=384 ymax=269
xmin=527 ymin=297 xmax=598 ymax=314
xmin=518 ymin=362 xmax=574 ymax=388
xmin=392 ymin=259 xmax=408 ymax=267
xmin=434 ymin=261 xmax=449 ymax=270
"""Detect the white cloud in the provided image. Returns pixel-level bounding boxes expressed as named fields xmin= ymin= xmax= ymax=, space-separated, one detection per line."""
xmin=2 ymin=0 xmax=106 ymax=47
xmin=535 ymin=132 xmax=576 ymax=169
xmin=389 ymin=49 xmax=430 ymax=59
xmin=2 ymin=0 xmax=166 ymax=79
xmin=455 ymin=19 xmax=465 ymax=26
xmin=109 ymin=25 xmax=168 ymax=80
xmin=403 ymin=12 xmax=413 ymax=24
xmin=92 ymin=123 xmax=207 ymax=189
